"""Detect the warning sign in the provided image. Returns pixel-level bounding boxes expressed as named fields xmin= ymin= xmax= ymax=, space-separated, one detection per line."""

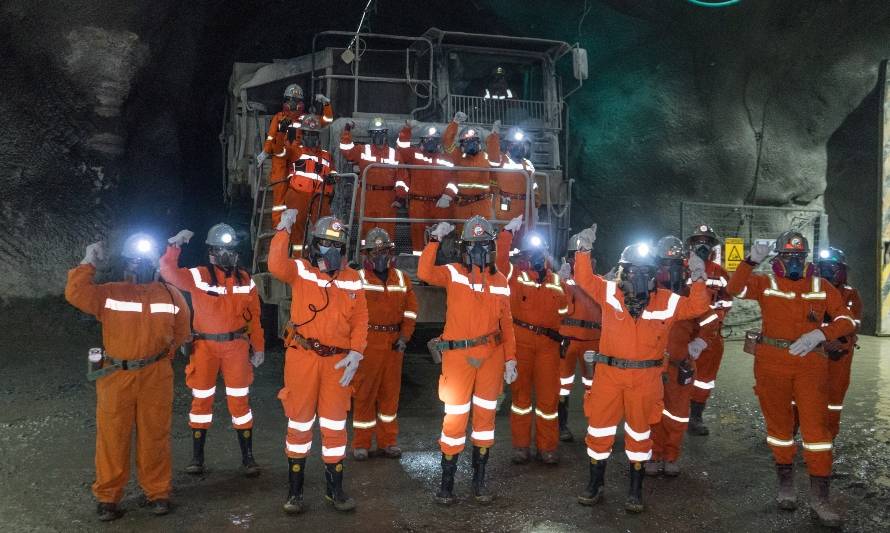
xmin=724 ymin=238 xmax=745 ymax=272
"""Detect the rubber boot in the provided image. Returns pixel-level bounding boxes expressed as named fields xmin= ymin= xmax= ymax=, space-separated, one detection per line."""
xmin=283 ymin=458 xmax=305 ymax=514
xmin=577 ymin=458 xmax=607 ymax=506
xmin=644 ymin=459 xmax=663 ymax=477
xmin=809 ymin=476 xmax=842 ymax=528
xmin=324 ymin=462 xmax=356 ymax=512
xmin=558 ymin=397 xmax=574 ymax=442
xmin=472 ymin=446 xmax=493 ymax=504
xmin=149 ymin=499 xmax=170 ymax=516
xmin=776 ymin=463 xmax=797 ymax=510
xmin=186 ymin=429 xmax=206 ymax=474
xmin=435 ymin=453 xmax=459 ymax=505
xmin=237 ymin=429 xmax=260 ymax=477
xmin=96 ymin=502 xmax=122 ymax=522
xmin=687 ymin=401 xmax=709 ymax=436
xmin=625 ymin=461 xmax=645 ymax=513
xmin=511 ymin=447 xmax=530 ymax=464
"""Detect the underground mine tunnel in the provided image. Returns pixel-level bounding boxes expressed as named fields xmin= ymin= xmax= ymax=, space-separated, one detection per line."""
xmin=2 ymin=0 xmax=890 ymax=531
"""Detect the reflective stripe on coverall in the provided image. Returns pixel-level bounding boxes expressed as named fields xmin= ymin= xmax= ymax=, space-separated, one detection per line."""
xmin=283 ymin=146 xmax=336 ymax=252
xmin=65 ymin=264 xmax=191 ymax=503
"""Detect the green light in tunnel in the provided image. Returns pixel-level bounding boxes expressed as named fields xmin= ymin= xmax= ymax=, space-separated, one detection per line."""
xmin=687 ymin=0 xmax=741 ymax=7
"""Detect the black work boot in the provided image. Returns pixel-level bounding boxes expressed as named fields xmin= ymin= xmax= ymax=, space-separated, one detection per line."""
xmin=577 ymin=458 xmax=607 ymax=506
xmin=776 ymin=463 xmax=797 ymax=510
xmin=237 ymin=429 xmax=260 ymax=477
xmin=472 ymin=446 xmax=493 ymax=504
xmin=283 ymin=458 xmax=306 ymax=514
xmin=324 ymin=462 xmax=356 ymax=512
xmin=96 ymin=502 xmax=122 ymax=522
xmin=558 ymin=397 xmax=574 ymax=442
xmin=809 ymin=476 xmax=842 ymax=528
xmin=687 ymin=401 xmax=709 ymax=436
xmin=435 ymin=453 xmax=459 ymax=505
xmin=149 ymin=499 xmax=170 ymax=516
xmin=186 ymin=428 xmax=207 ymax=474
xmin=625 ymin=461 xmax=645 ymax=513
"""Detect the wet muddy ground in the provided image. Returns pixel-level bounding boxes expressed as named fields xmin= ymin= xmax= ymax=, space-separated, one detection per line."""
xmin=2 ymin=302 xmax=889 ymax=532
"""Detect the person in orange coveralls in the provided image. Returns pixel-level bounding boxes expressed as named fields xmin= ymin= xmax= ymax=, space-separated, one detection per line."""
xmin=255 ymin=84 xmax=333 ymax=225
xmin=814 ymin=246 xmax=862 ymax=439
xmin=66 ymin=234 xmax=191 ymax=521
xmin=684 ymin=224 xmax=733 ymax=436
xmin=647 ymin=236 xmax=719 ymax=477
xmin=490 ymin=124 xmax=539 ymax=229
xmin=160 ymin=223 xmax=265 ymax=477
xmin=728 ymin=232 xmax=856 ymax=527
xmin=440 ymin=112 xmax=501 ymax=220
xmin=495 ymin=215 xmax=567 ymax=465
xmin=352 ymin=227 xmax=417 ymax=460
xmin=555 ymin=232 xmax=602 ymax=443
xmin=571 ymin=225 xmax=710 ymax=513
xmin=339 ymin=117 xmax=403 ymax=237
xmin=396 ymin=121 xmax=455 ymax=252
xmin=418 ymin=216 xmax=517 ymax=505
xmin=269 ymin=211 xmax=368 ymax=515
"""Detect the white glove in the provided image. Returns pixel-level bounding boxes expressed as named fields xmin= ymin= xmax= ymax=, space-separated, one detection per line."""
xmin=336 ymin=350 xmax=364 ymax=386
xmin=453 ymin=111 xmax=467 ymax=124
xmin=256 ymin=151 xmax=268 ymax=166
xmin=407 ymin=119 xmax=420 ymax=128
xmin=492 ymin=120 xmax=501 ymax=134
xmin=81 ymin=241 xmax=106 ymax=266
xmin=576 ymin=223 xmax=597 ymax=250
xmin=431 ymin=221 xmax=455 ymax=241
xmin=504 ymin=215 xmax=523 ymax=233
xmin=391 ymin=200 xmax=404 ymax=209
xmin=168 ymin=229 xmax=194 ymax=247
xmin=789 ymin=329 xmax=826 ymax=356
xmin=504 ymin=360 xmax=518 ymax=384
xmin=250 ymin=351 xmax=265 ymax=368
xmin=276 ymin=209 xmax=298 ymax=233
xmin=557 ymin=260 xmax=572 ymax=279
xmin=688 ymin=338 xmax=708 ymax=360
xmin=749 ymin=243 xmax=771 ymax=264
xmin=394 ymin=337 xmax=408 ymax=353
xmin=315 ymin=94 xmax=330 ymax=104
xmin=436 ymin=195 xmax=452 ymax=209
xmin=688 ymin=254 xmax=707 ymax=282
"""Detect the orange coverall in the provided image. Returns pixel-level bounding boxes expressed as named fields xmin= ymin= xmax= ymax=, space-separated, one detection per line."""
xmin=282 ymin=145 xmax=336 ymax=252
xmin=825 ymin=285 xmax=861 ymax=438
xmin=159 ymin=247 xmax=264 ymax=430
xmin=418 ymin=241 xmax=516 ymax=456
xmin=352 ymin=268 xmax=417 ymax=450
xmin=339 ymin=130 xmax=405 ymax=237
xmin=65 ymin=264 xmax=191 ymax=504
xmin=574 ymin=252 xmax=710 ymax=463
xmin=495 ymin=231 xmax=567 ymax=452
xmin=690 ymin=262 xmax=733 ymax=403
xmin=268 ymin=230 xmax=368 ymax=464
xmin=396 ymin=125 xmax=456 ymax=251
xmin=651 ymin=310 xmax=719 ymax=462
xmin=727 ymin=261 xmax=856 ymax=476
xmin=441 ymin=121 xmax=500 ymax=220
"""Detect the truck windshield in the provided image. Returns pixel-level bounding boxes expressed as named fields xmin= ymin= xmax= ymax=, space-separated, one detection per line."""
xmin=448 ymin=51 xmax=544 ymax=101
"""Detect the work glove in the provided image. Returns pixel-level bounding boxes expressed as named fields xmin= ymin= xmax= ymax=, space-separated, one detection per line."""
xmin=504 ymin=359 xmax=518 ymax=384
xmin=406 ymin=119 xmax=420 ymax=128
xmin=393 ymin=337 xmax=408 ymax=353
xmin=688 ymin=338 xmax=708 ymax=360
xmin=435 ymin=194 xmax=452 ymax=209
xmin=391 ymin=199 xmax=405 ymax=209
xmin=789 ymin=329 xmax=826 ymax=356
xmin=315 ymin=94 xmax=330 ymax=104
xmin=343 ymin=121 xmax=355 ymax=132
xmin=688 ymin=254 xmax=707 ymax=282
xmin=504 ymin=214 xmax=523 ymax=233
xmin=167 ymin=229 xmax=194 ymax=247
xmin=576 ymin=223 xmax=597 ymax=251
xmin=81 ymin=241 xmax=107 ymax=266
xmin=336 ymin=350 xmax=364 ymax=386
xmin=431 ymin=221 xmax=455 ymax=241
xmin=557 ymin=260 xmax=572 ymax=279
xmin=256 ymin=151 xmax=268 ymax=166
xmin=453 ymin=111 xmax=467 ymax=124
xmin=250 ymin=351 xmax=265 ymax=368
xmin=276 ymin=209 xmax=298 ymax=233
xmin=749 ymin=243 xmax=771 ymax=264
xmin=491 ymin=119 xmax=501 ymax=135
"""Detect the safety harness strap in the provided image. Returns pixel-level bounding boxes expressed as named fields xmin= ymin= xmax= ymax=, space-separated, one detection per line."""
xmin=284 ymin=322 xmax=348 ymax=357
xmin=560 ymin=318 xmax=601 ymax=330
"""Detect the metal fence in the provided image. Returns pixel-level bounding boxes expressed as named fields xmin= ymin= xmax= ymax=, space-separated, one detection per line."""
xmin=445 ymin=94 xmax=561 ymax=130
